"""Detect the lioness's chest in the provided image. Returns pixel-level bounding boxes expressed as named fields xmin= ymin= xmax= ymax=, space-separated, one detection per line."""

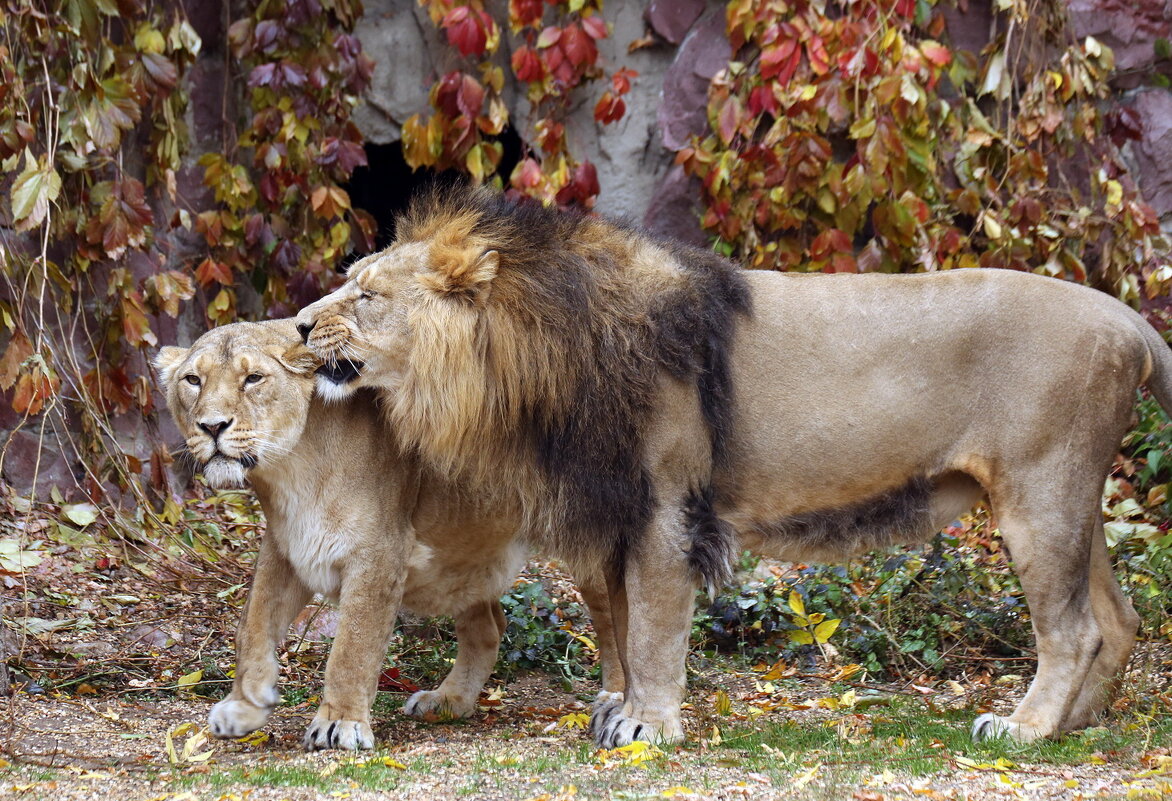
xmin=272 ymin=509 xmax=355 ymax=600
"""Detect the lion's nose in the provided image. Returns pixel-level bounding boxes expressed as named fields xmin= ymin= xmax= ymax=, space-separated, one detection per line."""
xmin=297 ymin=322 xmax=314 ymax=344
xmin=198 ymin=418 xmax=232 ymax=439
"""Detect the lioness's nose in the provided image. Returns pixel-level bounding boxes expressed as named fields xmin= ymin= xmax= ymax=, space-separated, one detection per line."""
xmin=297 ymin=322 xmax=314 ymax=344
xmin=198 ymin=418 xmax=232 ymax=439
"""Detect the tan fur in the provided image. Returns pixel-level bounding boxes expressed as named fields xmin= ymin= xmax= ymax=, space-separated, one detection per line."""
xmin=297 ymin=197 xmax=1167 ymax=750
xmin=156 ymin=320 xmax=623 ymax=750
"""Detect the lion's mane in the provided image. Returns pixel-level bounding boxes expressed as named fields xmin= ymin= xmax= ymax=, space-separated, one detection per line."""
xmin=392 ymin=186 xmax=751 ymax=581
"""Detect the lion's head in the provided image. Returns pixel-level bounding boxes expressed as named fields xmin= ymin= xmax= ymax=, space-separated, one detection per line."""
xmin=155 ymin=320 xmax=318 ymax=488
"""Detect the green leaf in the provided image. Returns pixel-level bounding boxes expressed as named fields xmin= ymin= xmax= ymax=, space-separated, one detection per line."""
xmin=63 ymin=503 xmax=99 ymax=527
xmin=10 ymin=149 xmax=62 ymax=231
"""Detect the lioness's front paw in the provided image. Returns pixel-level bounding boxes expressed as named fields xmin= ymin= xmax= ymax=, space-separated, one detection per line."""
xmin=303 ymin=716 xmax=375 ymax=751
xmin=208 ymin=697 xmax=274 ymax=739
xmin=971 ymin=713 xmax=1045 ymax=743
xmin=403 ymin=690 xmax=473 ymax=721
xmin=589 ymin=700 xmax=682 ymax=749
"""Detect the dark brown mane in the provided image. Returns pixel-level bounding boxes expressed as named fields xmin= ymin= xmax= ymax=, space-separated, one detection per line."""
xmin=395 ymin=185 xmax=751 ymax=582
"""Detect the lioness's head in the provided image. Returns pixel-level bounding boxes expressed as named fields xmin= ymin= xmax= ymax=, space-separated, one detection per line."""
xmin=155 ymin=321 xmax=318 ymax=488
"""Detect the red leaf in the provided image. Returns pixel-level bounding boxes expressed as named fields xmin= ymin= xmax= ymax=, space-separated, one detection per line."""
xmin=536 ymin=25 xmax=561 ymax=49
xmin=443 ymin=6 xmax=487 ymax=57
xmin=581 ymin=15 xmax=608 ymax=40
xmin=717 ymin=94 xmax=744 ymax=146
xmin=510 ymin=0 xmax=543 ymax=29
xmin=611 ymin=67 xmax=638 ymax=94
xmin=807 ymin=36 xmax=830 ymax=75
xmin=555 ymin=160 xmax=600 ymax=207
xmin=141 ymin=52 xmax=178 ymax=90
xmin=378 ymin=668 xmax=420 ymax=693
xmin=511 ymin=157 xmax=544 ymax=189
xmin=920 ymin=41 xmax=951 ymax=67
xmin=512 ymin=45 xmax=544 ymax=82
xmin=760 ymin=38 xmax=797 ymax=80
xmin=560 ymin=24 xmax=596 ymax=68
xmin=748 ymin=85 xmax=779 ymax=117
xmin=594 ymin=91 xmax=626 ymax=124
xmin=810 ymin=228 xmax=853 ymax=260
xmin=456 ymin=74 xmax=486 ymax=117
xmin=195 ymin=257 xmax=233 ymax=287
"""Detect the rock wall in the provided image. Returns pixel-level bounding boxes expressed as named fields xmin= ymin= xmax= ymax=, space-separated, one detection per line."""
xmin=350 ymin=0 xmax=1172 ymax=241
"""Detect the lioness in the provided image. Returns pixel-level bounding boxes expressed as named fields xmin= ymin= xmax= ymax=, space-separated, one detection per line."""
xmin=296 ymin=186 xmax=1169 ymax=748
xmin=155 ymin=320 xmax=623 ymax=749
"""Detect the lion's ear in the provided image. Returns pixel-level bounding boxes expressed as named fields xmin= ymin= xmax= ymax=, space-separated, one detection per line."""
xmin=153 ymin=346 xmax=188 ymax=383
xmin=278 ymin=342 xmax=319 ymax=375
xmin=423 ymin=246 xmax=498 ymax=300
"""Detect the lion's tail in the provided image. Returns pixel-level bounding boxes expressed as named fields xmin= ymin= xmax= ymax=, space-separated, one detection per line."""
xmin=683 ymin=485 xmax=737 ymax=596
xmin=1133 ymin=313 xmax=1172 ymax=415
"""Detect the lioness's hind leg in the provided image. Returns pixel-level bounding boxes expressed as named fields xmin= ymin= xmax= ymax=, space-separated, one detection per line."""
xmin=403 ymin=599 xmax=505 ymax=721
xmin=578 ymin=576 xmax=626 ymax=702
xmin=1060 ymin=525 xmax=1139 ymax=731
xmin=973 ymin=487 xmax=1102 ymax=743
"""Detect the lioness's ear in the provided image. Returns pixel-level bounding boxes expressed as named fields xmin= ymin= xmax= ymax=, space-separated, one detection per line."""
xmin=278 ymin=342 xmax=319 ymax=375
xmin=153 ymin=346 xmax=188 ymax=383
xmin=423 ymin=246 xmax=498 ymax=299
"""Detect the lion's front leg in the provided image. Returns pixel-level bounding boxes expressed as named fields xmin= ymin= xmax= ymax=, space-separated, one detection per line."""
xmin=210 ymin=538 xmax=311 ymax=739
xmin=303 ymin=554 xmax=405 ymax=751
xmin=404 ymin=599 xmax=505 ymax=721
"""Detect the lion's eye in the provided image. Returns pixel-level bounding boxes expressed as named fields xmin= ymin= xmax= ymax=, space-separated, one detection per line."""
xmin=360 ymin=289 xmax=376 ymax=300
xmin=244 ymin=373 xmax=263 ymax=386
xmin=184 ymin=375 xmax=200 ymax=387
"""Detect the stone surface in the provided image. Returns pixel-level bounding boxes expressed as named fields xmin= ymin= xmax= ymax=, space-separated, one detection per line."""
xmin=645 ymin=0 xmax=706 ymax=45
xmin=643 ymin=164 xmax=708 ymax=246
xmin=1069 ymin=0 xmax=1170 ymax=78
xmin=1126 ymin=88 xmax=1172 ymax=221
xmin=658 ymin=6 xmax=729 ymax=152
xmin=353 ymin=0 xmax=460 ymax=144
xmin=0 ymin=430 xmax=76 ymax=499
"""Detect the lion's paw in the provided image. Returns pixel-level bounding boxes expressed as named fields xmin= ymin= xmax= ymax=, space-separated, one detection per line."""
xmin=403 ymin=690 xmax=473 ymax=721
xmin=590 ymin=702 xmax=682 ymax=749
xmin=302 ymin=716 xmax=375 ymax=751
xmin=971 ymin=713 xmax=1045 ymax=743
xmin=208 ymin=697 xmax=274 ymax=739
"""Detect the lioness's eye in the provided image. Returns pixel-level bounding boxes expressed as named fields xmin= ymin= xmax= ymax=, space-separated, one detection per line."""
xmin=184 ymin=375 xmax=200 ymax=387
xmin=244 ymin=373 xmax=263 ymax=386
xmin=360 ymin=289 xmax=376 ymax=300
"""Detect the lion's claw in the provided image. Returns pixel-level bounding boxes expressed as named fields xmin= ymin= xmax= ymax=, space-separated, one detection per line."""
xmin=972 ymin=713 xmax=1043 ymax=743
xmin=302 ymin=717 xmax=375 ymax=751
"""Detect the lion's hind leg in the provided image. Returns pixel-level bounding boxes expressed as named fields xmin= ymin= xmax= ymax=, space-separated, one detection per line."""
xmin=972 ymin=481 xmax=1106 ymax=743
xmin=1059 ymin=523 xmax=1139 ymax=731
xmin=403 ymin=599 xmax=506 ymax=721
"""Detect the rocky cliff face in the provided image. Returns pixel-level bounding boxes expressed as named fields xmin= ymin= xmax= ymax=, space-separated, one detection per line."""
xmin=350 ymin=0 xmax=1172 ymax=241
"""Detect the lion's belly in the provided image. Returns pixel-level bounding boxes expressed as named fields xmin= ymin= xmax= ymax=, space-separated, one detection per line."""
xmin=720 ymin=269 xmax=1142 ymax=551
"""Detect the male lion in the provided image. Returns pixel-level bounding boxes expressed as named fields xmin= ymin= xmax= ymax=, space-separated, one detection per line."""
xmin=296 ymin=185 xmax=1170 ymax=748
xmin=155 ymin=320 xmax=623 ymax=750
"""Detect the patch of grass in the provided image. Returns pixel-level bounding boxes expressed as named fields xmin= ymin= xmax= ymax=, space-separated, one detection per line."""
xmin=182 ymin=755 xmax=409 ymax=793
xmin=713 ymin=695 xmax=1171 ymax=778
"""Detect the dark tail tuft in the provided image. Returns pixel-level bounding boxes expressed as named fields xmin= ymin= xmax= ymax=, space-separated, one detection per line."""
xmin=684 ymin=485 xmax=736 ymax=596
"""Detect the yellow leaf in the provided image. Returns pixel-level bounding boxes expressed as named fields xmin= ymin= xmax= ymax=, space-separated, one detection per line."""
xmin=982 ymin=214 xmax=1002 ymax=240
xmin=787 ymin=590 xmax=805 ymax=617
xmin=495 ymin=754 xmax=522 ymax=765
xmin=807 ymin=612 xmax=825 ymax=625
xmin=788 ymin=630 xmax=814 ymax=646
xmin=715 ymin=689 xmax=732 ymax=716
xmin=235 ymin=730 xmax=269 ymax=746
xmin=798 ymin=84 xmax=817 ymax=101
xmin=662 ymin=788 xmax=695 ymax=798
xmin=559 ymin=712 xmax=589 ymax=729
xmin=1106 ymin=179 xmax=1123 ymax=206
xmin=1065 ymin=779 xmax=1079 ymax=788
xmin=177 ymin=669 xmax=203 ymax=688
xmin=814 ymin=618 xmax=841 ymax=643
xmin=381 ymin=757 xmax=407 ymax=770
xmin=849 ymin=117 xmax=876 ymax=140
